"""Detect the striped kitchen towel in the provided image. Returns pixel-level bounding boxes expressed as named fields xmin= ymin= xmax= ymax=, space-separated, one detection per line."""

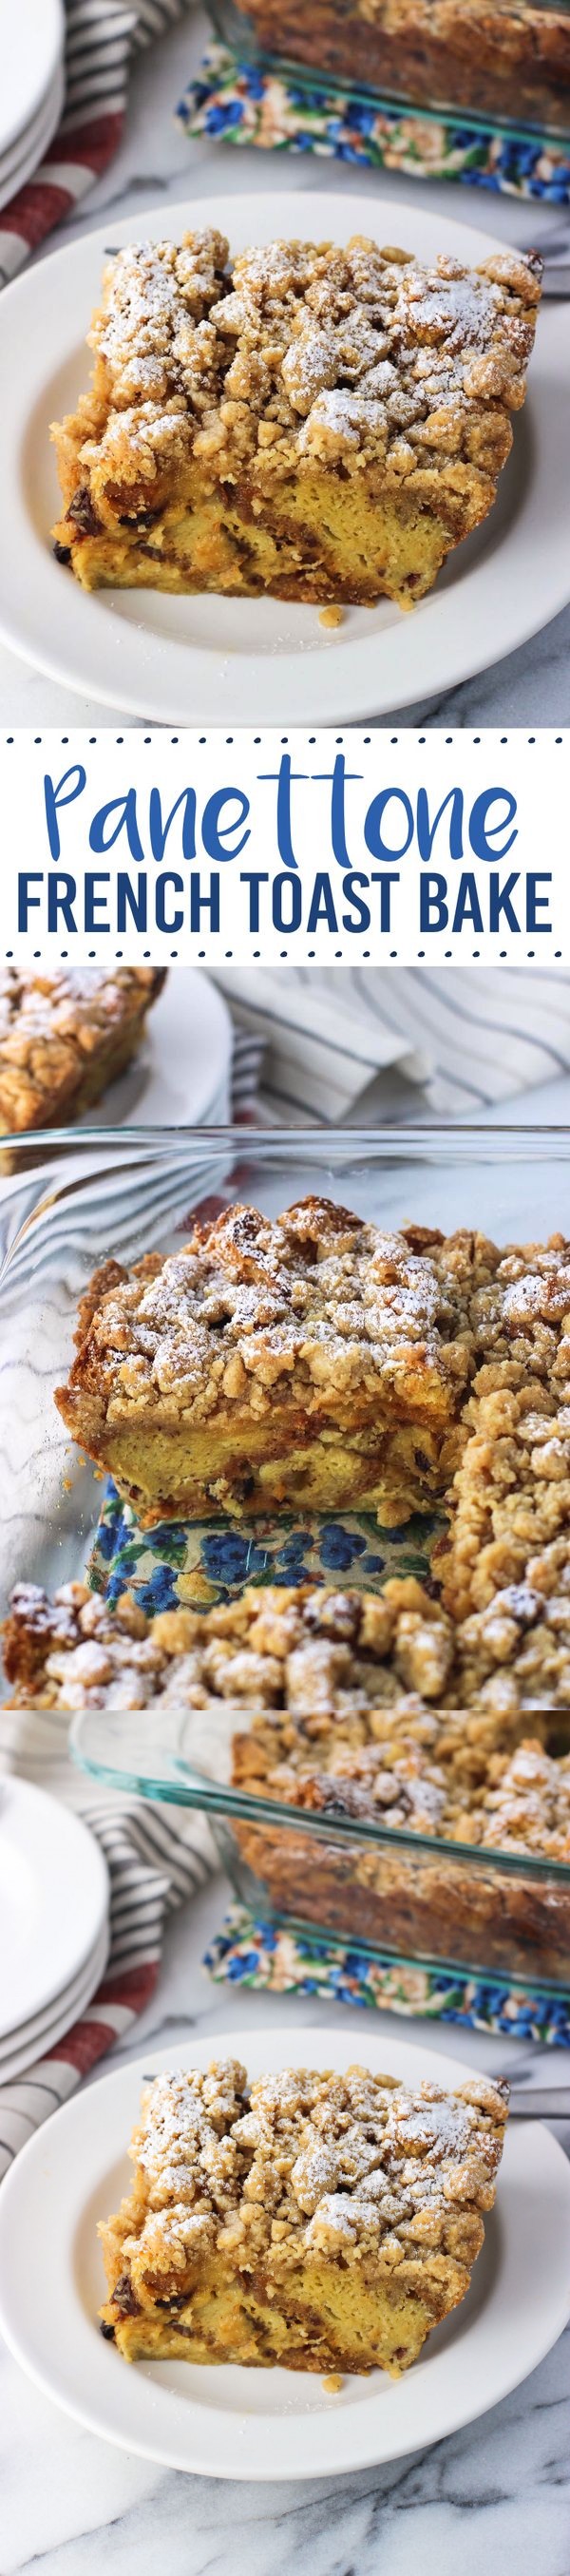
xmin=214 ymin=966 xmax=570 ymax=1123
xmin=0 ymin=0 xmax=188 ymax=288
xmin=0 ymin=1708 xmax=215 ymax=2179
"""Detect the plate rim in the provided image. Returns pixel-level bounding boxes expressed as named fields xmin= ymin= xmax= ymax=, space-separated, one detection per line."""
xmin=0 ymin=0 xmax=64 ymax=158
xmin=0 ymin=187 xmax=568 ymax=722
xmin=0 ymin=2021 xmax=569 ymax=2480
xmin=0 ymin=68 xmax=65 ymax=220
xmin=134 ymin=964 xmax=233 ymax=1132
xmin=0 ymin=1919 xmax=109 ymax=2081
xmin=0 ymin=1777 xmax=109 ymax=2039
xmin=0 ymin=58 xmax=64 ymax=185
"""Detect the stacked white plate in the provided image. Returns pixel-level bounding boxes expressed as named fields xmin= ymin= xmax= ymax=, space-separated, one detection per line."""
xmin=0 ymin=1780 xmax=109 ymax=2083
xmin=0 ymin=0 xmax=65 ymax=215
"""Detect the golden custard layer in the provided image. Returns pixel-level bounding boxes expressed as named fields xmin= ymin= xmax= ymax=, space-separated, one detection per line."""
xmin=98 ymin=2056 xmax=507 ymax=2373
xmin=50 ymin=228 xmax=541 ymax=609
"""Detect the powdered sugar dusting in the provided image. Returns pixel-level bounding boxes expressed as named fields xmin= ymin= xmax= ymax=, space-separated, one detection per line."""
xmin=120 ymin=2058 xmax=507 ymax=2267
xmin=59 ymin=227 xmax=540 ymax=501
xmin=72 ymin=1196 xmax=479 ymax=1426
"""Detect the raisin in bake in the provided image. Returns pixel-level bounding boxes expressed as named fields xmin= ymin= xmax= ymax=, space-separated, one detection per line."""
xmin=50 ymin=228 xmax=541 ymax=610
xmin=0 ymin=966 xmax=165 ymax=1157
xmin=98 ymin=2055 xmax=507 ymax=2373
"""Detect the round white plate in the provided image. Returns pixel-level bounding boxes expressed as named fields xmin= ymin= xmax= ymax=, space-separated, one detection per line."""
xmin=0 ymin=2024 xmax=568 ymax=2480
xmin=0 ymin=190 xmax=567 ymax=721
xmin=0 ymin=57 xmax=63 ymax=182
xmin=0 ymin=1918 xmax=109 ymax=2085
xmin=0 ymin=1780 xmax=109 ymax=2040
xmin=0 ymin=0 xmax=64 ymax=159
xmin=0 ymin=60 xmax=64 ymax=216
xmin=0 ymin=1912 xmax=109 ymax=2062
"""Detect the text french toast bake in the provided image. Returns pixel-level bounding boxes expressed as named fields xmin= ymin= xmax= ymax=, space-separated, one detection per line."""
xmin=50 ymin=228 xmax=541 ymax=610
xmin=98 ymin=2055 xmax=507 ymax=2373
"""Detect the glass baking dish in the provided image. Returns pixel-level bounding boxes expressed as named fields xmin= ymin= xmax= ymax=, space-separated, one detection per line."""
xmin=1 ymin=1122 xmax=569 ymax=1998
xmin=71 ymin=1698 xmax=570 ymax=1996
xmin=206 ymin=0 xmax=570 ymax=142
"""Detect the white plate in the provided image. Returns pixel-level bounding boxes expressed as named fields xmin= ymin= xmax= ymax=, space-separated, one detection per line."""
xmin=0 ymin=0 xmax=64 ymax=159
xmin=0 ymin=190 xmax=567 ymax=721
xmin=0 ymin=2024 xmax=568 ymax=2480
xmin=0 ymin=60 xmax=65 ymax=216
xmin=0 ymin=61 xmax=62 ymax=182
xmin=0 ymin=1918 xmax=109 ymax=2085
xmin=0 ymin=1914 xmax=108 ymax=2062
xmin=0 ymin=1780 xmax=109 ymax=2040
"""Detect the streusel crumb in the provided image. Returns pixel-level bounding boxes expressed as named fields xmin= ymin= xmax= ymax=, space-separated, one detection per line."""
xmin=97 ymin=2056 xmax=507 ymax=2373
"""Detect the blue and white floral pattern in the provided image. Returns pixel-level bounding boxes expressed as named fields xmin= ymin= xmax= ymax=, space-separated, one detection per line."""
xmin=88 ymin=1480 xmax=445 ymax=1612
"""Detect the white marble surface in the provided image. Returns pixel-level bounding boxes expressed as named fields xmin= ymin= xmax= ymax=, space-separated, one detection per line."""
xmin=2 ymin=1861 xmax=570 ymax=2576
xmin=0 ymin=5 xmax=569 ymax=725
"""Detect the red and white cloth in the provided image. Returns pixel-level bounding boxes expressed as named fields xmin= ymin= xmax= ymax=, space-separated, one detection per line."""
xmin=0 ymin=0 xmax=187 ymax=288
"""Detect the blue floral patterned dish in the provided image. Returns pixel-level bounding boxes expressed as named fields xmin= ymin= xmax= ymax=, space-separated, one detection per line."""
xmin=178 ymin=45 xmax=570 ymax=198
xmin=204 ymin=1905 xmax=570 ymax=2045
xmin=88 ymin=1480 xmax=445 ymax=1614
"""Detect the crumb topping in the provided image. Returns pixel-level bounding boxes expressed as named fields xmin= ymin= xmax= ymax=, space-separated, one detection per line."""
xmin=56 ymin=1200 xmax=495 ymax=1435
xmin=440 ymin=1381 xmax=570 ymax=1622
xmin=6 ymin=1562 xmax=570 ymax=1809
xmin=280 ymin=1726 xmax=570 ymax=1862
xmin=102 ymin=2057 xmax=507 ymax=2298
xmin=3 ymin=1574 xmax=457 ymax=1713
xmin=481 ymin=1739 xmax=570 ymax=1859
xmin=51 ymin=228 xmax=541 ymax=529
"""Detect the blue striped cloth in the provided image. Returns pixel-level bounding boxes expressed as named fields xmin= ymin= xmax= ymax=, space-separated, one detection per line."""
xmin=215 ymin=967 xmax=570 ymax=1123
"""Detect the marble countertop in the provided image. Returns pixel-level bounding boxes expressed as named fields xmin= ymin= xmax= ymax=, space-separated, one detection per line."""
xmin=1 ymin=4 xmax=569 ymax=727
xmin=2 ymin=1862 xmax=570 ymax=2576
